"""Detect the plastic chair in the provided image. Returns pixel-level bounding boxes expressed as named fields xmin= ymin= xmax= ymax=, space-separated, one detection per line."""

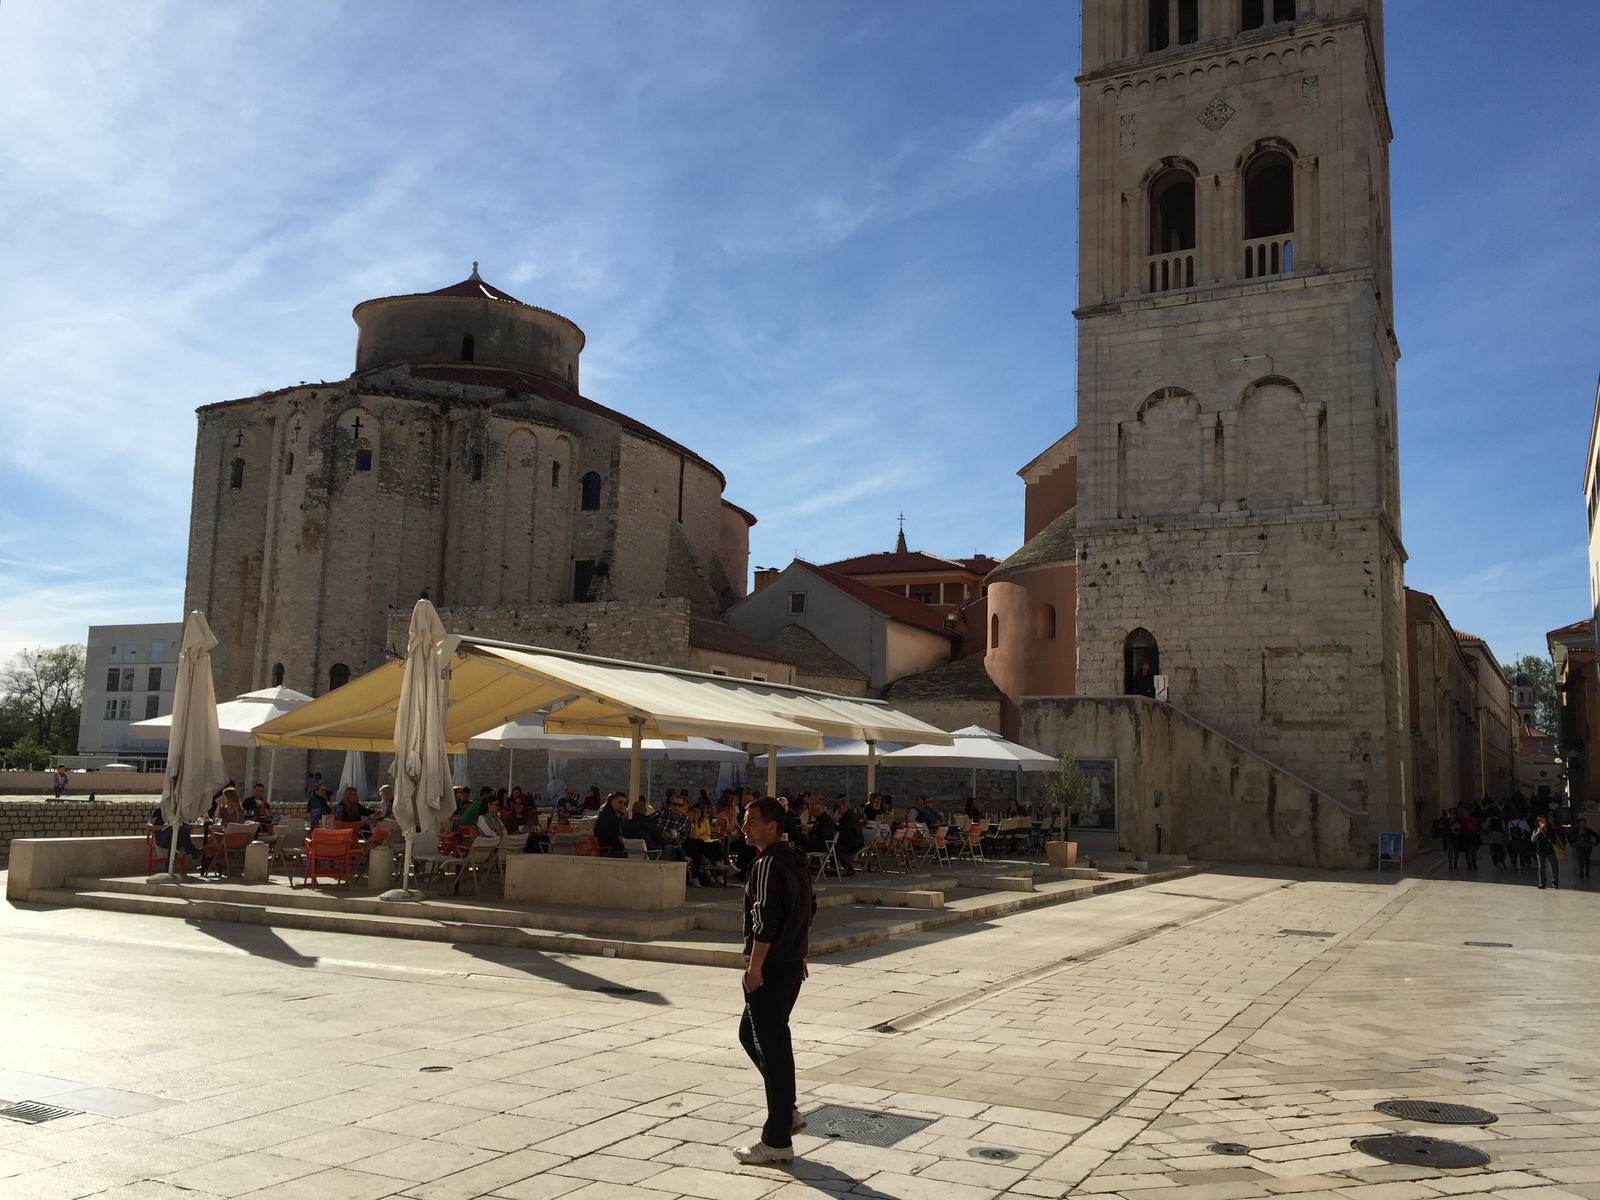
xmin=146 ymin=827 xmax=193 ymax=874
xmin=958 ymin=822 xmax=985 ymax=862
xmin=303 ymin=828 xmax=357 ymax=887
xmin=270 ymin=821 xmax=308 ymax=879
xmin=215 ymin=822 xmax=260 ymax=876
xmin=622 ymin=837 xmax=661 ymax=861
xmin=438 ymin=836 xmax=498 ymax=895
xmin=808 ymin=834 xmax=841 ymax=881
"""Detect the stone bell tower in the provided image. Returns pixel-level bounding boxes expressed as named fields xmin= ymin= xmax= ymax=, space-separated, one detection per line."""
xmin=1072 ymin=0 xmax=1409 ymax=833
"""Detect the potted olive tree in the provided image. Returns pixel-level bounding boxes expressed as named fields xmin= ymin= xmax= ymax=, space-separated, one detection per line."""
xmin=1043 ymin=754 xmax=1088 ymax=868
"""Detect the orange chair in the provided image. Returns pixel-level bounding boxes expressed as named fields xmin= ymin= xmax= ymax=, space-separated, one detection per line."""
xmin=573 ymin=836 xmax=602 ymax=857
xmin=333 ymin=819 xmax=364 ymax=833
xmin=146 ymin=828 xmax=194 ymax=874
xmin=303 ymin=828 xmax=357 ymax=887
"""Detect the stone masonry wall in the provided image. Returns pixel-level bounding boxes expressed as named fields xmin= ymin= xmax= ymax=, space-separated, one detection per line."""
xmin=0 ymin=799 xmax=153 ymax=865
xmin=384 ymin=598 xmax=694 ymax=667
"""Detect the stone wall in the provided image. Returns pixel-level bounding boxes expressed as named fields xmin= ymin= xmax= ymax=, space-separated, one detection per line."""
xmin=0 ymin=772 xmax=162 ymax=797
xmin=1022 ymin=696 xmax=1365 ymax=868
xmin=386 ymin=598 xmax=694 ymax=667
xmin=0 ymin=799 xmax=153 ymax=864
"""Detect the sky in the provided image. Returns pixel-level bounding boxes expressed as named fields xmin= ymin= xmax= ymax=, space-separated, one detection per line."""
xmin=0 ymin=1 xmax=1596 ymax=671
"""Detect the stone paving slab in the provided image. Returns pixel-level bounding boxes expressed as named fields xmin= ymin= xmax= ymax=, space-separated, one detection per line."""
xmin=0 ymin=860 xmax=1595 ymax=1199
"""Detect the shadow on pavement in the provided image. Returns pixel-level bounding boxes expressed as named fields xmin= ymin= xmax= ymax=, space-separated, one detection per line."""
xmin=184 ymin=918 xmax=320 ymax=967
xmin=786 ymin=1162 xmax=898 ymax=1198
xmin=452 ymin=943 xmax=670 ymax=1004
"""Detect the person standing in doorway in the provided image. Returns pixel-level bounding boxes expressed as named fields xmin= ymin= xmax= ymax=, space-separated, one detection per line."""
xmin=733 ymin=797 xmax=817 ymax=1166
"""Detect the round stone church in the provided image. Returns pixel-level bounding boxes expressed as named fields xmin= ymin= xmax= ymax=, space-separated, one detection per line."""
xmin=184 ymin=267 xmax=755 ymax=712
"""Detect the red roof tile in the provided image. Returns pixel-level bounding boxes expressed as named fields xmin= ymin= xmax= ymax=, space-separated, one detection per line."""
xmin=824 ymin=551 xmax=989 ymax=577
xmin=796 ymin=561 xmax=953 ymax=637
xmin=1548 ymin=617 xmax=1594 ymax=639
xmin=426 ymin=275 xmax=528 ymax=305
xmin=688 ymin=619 xmax=794 ymax=665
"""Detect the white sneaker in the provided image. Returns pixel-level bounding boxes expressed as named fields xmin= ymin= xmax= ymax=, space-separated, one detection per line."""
xmin=733 ymin=1141 xmax=794 ymax=1165
xmin=792 ymin=1108 xmax=807 ymax=1134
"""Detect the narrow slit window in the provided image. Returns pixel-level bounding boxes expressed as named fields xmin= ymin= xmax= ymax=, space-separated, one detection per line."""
xmin=284 ymin=451 xmax=294 ymax=476
xmin=580 ymin=471 xmax=602 ymax=510
xmin=356 ymin=448 xmax=373 ymax=472
xmin=328 ymin=663 xmax=350 ymax=691
xmin=229 ymin=458 xmax=245 ymax=489
xmin=551 ymin=461 xmax=561 ymax=488
xmin=471 ymin=452 xmax=483 ymax=481
xmin=271 ymin=662 xmax=285 ymax=687
xmin=990 ymin=614 xmax=1000 ymax=648
xmin=460 ymin=334 xmax=475 ymax=362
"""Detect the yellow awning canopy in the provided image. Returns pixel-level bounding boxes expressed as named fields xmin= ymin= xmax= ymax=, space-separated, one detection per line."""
xmin=253 ymin=637 xmax=953 ymax=753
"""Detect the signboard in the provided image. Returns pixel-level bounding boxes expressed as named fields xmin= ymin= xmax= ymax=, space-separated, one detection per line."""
xmin=1154 ymin=674 xmax=1169 ymax=702
xmin=1377 ymin=831 xmax=1403 ymax=871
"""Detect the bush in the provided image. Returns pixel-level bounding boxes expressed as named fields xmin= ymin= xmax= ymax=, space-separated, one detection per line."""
xmin=0 ymin=736 xmax=52 ymax=771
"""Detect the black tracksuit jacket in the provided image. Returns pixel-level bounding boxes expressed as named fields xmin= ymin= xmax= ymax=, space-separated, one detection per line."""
xmin=742 ymin=842 xmax=817 ymax=962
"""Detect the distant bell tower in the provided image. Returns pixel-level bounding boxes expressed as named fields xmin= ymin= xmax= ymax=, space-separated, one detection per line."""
xmin=1073 ymin=0 xmax=1409 ymax=833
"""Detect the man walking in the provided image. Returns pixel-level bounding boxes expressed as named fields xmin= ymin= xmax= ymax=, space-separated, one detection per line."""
xmin=733 ymin=797 xmax=816 ymax=1165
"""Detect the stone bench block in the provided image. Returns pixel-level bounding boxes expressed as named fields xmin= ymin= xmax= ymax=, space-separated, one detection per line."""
xmin=504 ymin=853 xmax=686 ymax=911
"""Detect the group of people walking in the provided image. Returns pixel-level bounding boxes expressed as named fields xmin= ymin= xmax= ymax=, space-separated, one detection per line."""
xmin=1434 ymin=799 xmax=1596 ymax=888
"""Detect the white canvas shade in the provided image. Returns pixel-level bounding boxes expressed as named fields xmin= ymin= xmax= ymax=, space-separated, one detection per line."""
xmin=129 ymin=684 xmax=314 ymax=803
xmin=152 ymin=612 xmax=226 ymax=881
xmin=879 ymin=725 xmax=1056 ymax=801
xmin=467 ymin=717 xmax=617 ymax=792
xmin=752 ymin=737 xmax=903 ymax=799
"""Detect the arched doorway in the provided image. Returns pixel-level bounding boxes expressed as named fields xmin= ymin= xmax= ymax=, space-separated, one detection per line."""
xmin=1124 ymin=628 xmax=1159 ymax=696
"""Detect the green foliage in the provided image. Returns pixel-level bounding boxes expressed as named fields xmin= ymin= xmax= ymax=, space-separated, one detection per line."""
xmin=0 ymin=643 xmax=86 ymax=755
xmin=0 ymin=735 xmax=52 ymax=771
xmin=1044 ymin=754 xmax=1090 ymax=821
xmin=1504 ymin=655 xmax=1560 ymax=739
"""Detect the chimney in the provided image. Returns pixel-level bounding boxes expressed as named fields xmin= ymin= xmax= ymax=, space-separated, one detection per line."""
xmin=752 ymin=566 xmax=779 ymax=592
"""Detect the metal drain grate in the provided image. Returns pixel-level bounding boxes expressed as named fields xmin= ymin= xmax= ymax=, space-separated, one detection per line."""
xmin=0 ymin=1101 xmax=81 ymax=1125
xmin=969 ymin=1147 xmax=1018 ymax=1162
xmin=1463 ymin=941 xmax=1512 ymax=949
xmin=805 ymin=1105 xmax=931 ymax=1147
xmin=595 ymin=986 xmax=643 ymax=996
xmin=1209 ymin=1142 xmax=1250 ymax=1156
xmin=1281 ymin=929 xmax=1334 ymax=938
xmin=418 ymin=1066 xmax=452 ymax=1074
xmin=1353 ymin=1134 xmax=1489 ymax=1169
xmin=1375 ymin=1100 xmax=1497 ymax=1125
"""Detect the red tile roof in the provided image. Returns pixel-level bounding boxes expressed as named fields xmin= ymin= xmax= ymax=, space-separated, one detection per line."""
xmin=688 ymin=619 xmax=794 ymax=665
xmin=426 ymin=275 xmax=527 ymax=305
xmin=824 ymin=550 xmax=992 ymax=577
xmin=1548 ymin=617 xmax=1594 ymax=639
xmin=407 ymin=364 xmax=725 ymax=486
xmin=796 ymin=561 xmax=953 ymax=637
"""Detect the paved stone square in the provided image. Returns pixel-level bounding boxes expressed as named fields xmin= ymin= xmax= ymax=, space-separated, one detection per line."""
xmin=0 ymin=859 xmax=1594 ymax=1199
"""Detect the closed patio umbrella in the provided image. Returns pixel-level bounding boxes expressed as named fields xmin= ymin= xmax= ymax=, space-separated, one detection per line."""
xmin=385 ymin=599 xmax=455 ymax=901
xmin=150 ymin=612 xmax=226 ymax=883
xmin=337 ymin=750 xmax=370 ymax=803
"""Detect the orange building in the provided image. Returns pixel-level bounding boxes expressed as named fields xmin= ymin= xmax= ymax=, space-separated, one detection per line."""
xmin=986 ymin=430 xmax=1079 ymax=738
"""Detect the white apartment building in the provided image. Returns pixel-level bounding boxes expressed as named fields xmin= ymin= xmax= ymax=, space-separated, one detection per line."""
xmin=77 ymin=622 xmax=184 ymax=767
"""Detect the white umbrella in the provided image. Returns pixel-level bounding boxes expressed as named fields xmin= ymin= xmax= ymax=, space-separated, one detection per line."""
xmin=150 ymin=612 xmax=226 ymax=883
xmin=468 ymin=716 xmax=616 ymax=792
xmin=337 ymin=750 xmax=370 ymax=802
xmin=386 ymin=599 xmax=455 ymax=901
xmin=556 ymin=736 xmax=748 ymax=803
xmin=880 ymin=725 xmax=1056 ymax=801
xmin=752 ymin=738 xmax=902 ymax=799
xmin=129 ymin=685 xmax=313 ymax=804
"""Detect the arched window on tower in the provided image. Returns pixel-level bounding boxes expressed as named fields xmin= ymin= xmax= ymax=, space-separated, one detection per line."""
xmin=1241 ymin=0 xmax=1294 ymax=30
xmin=271 ymin=662 xmax=285 ymax=687
xmin=990 ymin=614 xmax=1000 ymax=649
xmin=1146 ymin=0 xmax=1169 ymax=51
xmin=460 ymin=334 xmax=475 ymax=362
xmin=328 ymin=663 xmax=350 ymax=692
xmin=551 ymin=461 xmax=561 ymax=488
xmin=1036 ymin=604 xmax=1057 ymax=641
xmin=229 ymin=458 xmax=245 ymax=489
xmin=1148 ymin=168 xmax=1196 ymax=293
xmin=1243 ymin=151 xmax=1294 ymax=278
xmin=580 ymin=471 xmax=603 ymax=511
xmin=1148 ymin=0 xmax=1198 ymax=52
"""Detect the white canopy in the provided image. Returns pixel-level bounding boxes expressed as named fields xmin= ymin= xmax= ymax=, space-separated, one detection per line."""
xmin=752 ymin=738 xmax=903 ymax=767
xmin=879 ymin=725 xmax=1056 ymax=771
xmin=466 ymin=716 xmax=618 ymax=752
xmin=129 ymin=685 xmax=313 ymax=748
xmin=557 ymin=736 xmax=749 ymax=763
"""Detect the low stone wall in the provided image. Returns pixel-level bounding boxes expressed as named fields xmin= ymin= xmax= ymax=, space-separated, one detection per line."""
xmin=504 ymin=853 xmax=686 ymax=911
xmin=7 ymin=836 xmax=149 ymax=900
xmin=0 ymin=799 xmax=153 ymax=864
xmin=1022 ymin=696 xmax=1365 ymax=869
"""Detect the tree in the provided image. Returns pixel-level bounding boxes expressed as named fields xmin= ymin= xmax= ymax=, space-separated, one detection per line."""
xmin=1504 ymin=655 xmax=1560 ymax=739
xmin=1044 ymin=753 xmax=1090 ymax=831
xmin=0 ymin=644 xmax=86 ymax=755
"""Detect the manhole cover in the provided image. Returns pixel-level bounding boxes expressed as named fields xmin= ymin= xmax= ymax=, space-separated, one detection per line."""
xmin=806 ymin=1104 xmax=931 ymax=1147
xmin=969 ymin=1147 xmax=1018 ymax=1162
xmin=1375 ymin=1100 xmax=1497 ymax=1125
xmin=1352 ymin=1134 xmax=1489 ymax=1169
xmin=1281 ymin=929 xmax=1333 ymax=938
xmin=418 ymin=1066 xmax=452 ymax=1073
xmin=1209 ymin=1142 xmax=1250 ymax=1156
xmin=0 ymin=1101 xmax=81 ymax=1124
xmin=595 ymin=985 xmax=643 ymax=996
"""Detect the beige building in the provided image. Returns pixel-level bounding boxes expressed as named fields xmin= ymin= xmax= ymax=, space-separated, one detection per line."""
xmin=1550 ymin=618 xmax=1598 ymax=816
xmin=1453 ymin=632 xmax=1514 ymax=804
xmin=1070 ymin=0 xmax=1408 ymax=832
xmin=184 ymin=268 xmax=756 ymax=780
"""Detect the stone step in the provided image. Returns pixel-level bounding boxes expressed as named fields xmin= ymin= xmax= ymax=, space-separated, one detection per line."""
xmin=39 ymin=887 xmax=747 ymax=967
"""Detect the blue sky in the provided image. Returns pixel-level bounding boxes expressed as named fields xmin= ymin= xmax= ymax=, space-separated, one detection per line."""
xmin=0 ymin=1 xmax=1595 ymax=671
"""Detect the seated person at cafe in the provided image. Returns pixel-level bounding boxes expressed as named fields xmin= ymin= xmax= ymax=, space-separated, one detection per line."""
xmin=1004 ymin=799 xmax=1024 ymax=819
xmin=833 ymin=800 xmax=864 ymax=874
xmin=148 ymin=804 xmax=202 ymax=865
xmin=214 ymin=785 xmax=246 ymax=826
xmin=804 ymin=796 xmax=836 ymax=854
xmin=477 ymin=796 xmax=506 ymax=838
xmin=964 ymin=797 xmax=985 ymax=822
xmin=306 ymin=783 xmax=334 ymax=825
xmin=624 ymin=798 xmax=670 ymax=857
xmin=579 ymin=786 xmax=604 ymax=814
xmin=908 ymin=796 xmax=942 ymax=828
xmin=243 ymin=782 xmax=272 ymax=820
xmin=376 ymin=783 xmax=394 ymax=820
xmin=653 ymin=794 xmax=692 ymax=863
xmin=594 ymin=792 xmax=629 ymax=858
xmin=780 ymin=795 xmax=806 ymax=845
xmin=333 ymin=787 xmax=368 ymax=824
xmin=505 ymin=788 xmax=531 ymax=834
xmin=684 ymin=801 xmax=728 ymax=885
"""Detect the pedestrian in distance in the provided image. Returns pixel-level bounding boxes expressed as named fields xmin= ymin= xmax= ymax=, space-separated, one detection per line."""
xmin=733 ymin=797 xmax=817 ymax=1166
xmin=1573 ymin=818 xmax=1597 ymax=881
xmin=1531 ymin=814 xmax=1561 ymax=890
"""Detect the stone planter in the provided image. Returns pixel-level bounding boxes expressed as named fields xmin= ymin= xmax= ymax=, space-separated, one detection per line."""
xmin=1045 ymin=840 xmax=1077 ymax=868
